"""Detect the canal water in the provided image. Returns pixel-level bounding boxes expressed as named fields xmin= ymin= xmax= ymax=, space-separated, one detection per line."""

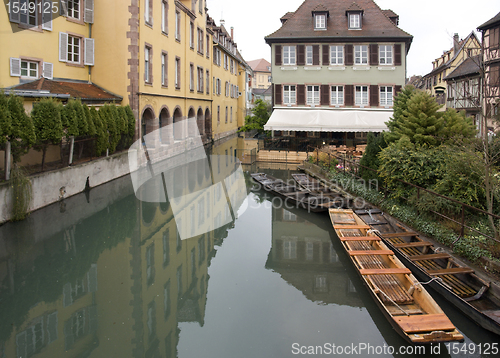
xmin=0 ymin=138 xmax=498 ymax=358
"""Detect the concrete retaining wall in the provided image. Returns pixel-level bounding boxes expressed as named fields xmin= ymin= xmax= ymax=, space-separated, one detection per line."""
xmin=0 ymin=151 xmax=132 ymax=224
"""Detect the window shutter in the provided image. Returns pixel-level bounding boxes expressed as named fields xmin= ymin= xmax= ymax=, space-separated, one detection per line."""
xmin=345 ymin=85 xmax=354 ymax=106
xmin=297 ymin=85 xmax=305 ymax=105
xmin=42 ymin=0 xmax=53 ymax=30
xmin=84 ymin=0 xmax=94 ymax=24
xmin=312 ymin=45 xmax=320 ymax=66
xmin=395 ymin=85 xmax=402 ymax=96
xmin=297 ymin=45 xmax=305 ymax=66
xmin=320 ymin=85 xmax=329 ymax=105
xmin=60 ymin=0 xmax=68 ymax=16
xmin=84 ymin=38 xmax=95 ymax=66
xmin=394 ymin=44 xmax=402 ymax=66
xmin=322 ymin=45 xmax=329 ymax=65
xmin=345 ymin=45 xmax=353 ymax=66
xmin=275 ymin=45 xmax=282 ymax=66
xmin=9 ymin=1 xmax=20 ymax=23
xmin=370 ymin=85 xmax=379 ymax=106
xmin=369 ymin=44 xmax=378 ymax=66
xmin=59 ymin=32 xmax=68 ymax=62
xmin=43 ymin=62 xmax=54 ymax=79
xmin=275 ymin=84 xmax=282 ymax=105
xmin=10 ymin=58 xmax=21 ymax=77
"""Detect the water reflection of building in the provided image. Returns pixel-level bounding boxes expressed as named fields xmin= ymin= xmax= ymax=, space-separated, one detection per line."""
xmin=0 ymin=136 xmax=246 ymax=358
xmin=265 ymin=206 xmax=362 ymax=307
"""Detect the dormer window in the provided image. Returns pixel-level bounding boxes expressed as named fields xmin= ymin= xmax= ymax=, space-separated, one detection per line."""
xmin=346 ymin=2 xmax=364 ymax=30
xmin=349 ymin=14 xmax=360 ymax=29
xmin=315 ymin=14 xmax=326 ymax=29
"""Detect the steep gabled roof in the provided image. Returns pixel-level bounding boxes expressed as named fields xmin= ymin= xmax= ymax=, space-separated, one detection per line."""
xmin=444 ymin=55 xmax=481 ymax=80
xmin=477 ymin=11 xmax=500 ymax=31
xmin=346 ymin=2 xmax=364 ymax=12
xmin=312 ymin=4 xmax=329 ymax=12
xmin=247 ymin=59 xmax=272 ymax=72
xmin=265 ymin=0 xmax=412 ymax=45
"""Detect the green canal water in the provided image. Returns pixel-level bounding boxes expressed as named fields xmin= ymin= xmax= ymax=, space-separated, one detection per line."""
xmin=0 ymin=145 xmax=498 ymax=357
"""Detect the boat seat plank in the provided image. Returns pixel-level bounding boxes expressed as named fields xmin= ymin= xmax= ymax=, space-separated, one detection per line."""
xmin=409 ymin=253 xmax=451 ymax=261
xmin=333 ymin=224 xmax=371 ymax=230
xmin=360 ymin=268 xmax=411 ymax=275
xmin=382 ymin=232 xmax=418 ymax=238
xmin=387 ymin=305 xmax=423 ymax=316
xmin=340 ymin=236 xmax=381 ymax=242
xmin=394 ymin=242 xmax=433 ymax=248
xmin=349 ymin=250 xmax=394 ymax=256
xmin=395 ymin=314 xmax=456 ymax=333
xmin=428 ymin=267 xmax=475 ymax=276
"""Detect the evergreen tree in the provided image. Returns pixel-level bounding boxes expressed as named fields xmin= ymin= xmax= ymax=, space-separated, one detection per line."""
xmin=83 ymin=104 xmax=96 ymax=137
xmin=60 ymin=101 xmax=79 ymax=138
xmin=124 ymin=105 xmax=136 ymax=138
xmin=31 ymin=98 xmax=63 ymax=171
xmin=359 ymin=132 xmax=387 ymax=181
xmin=106 ymin=105 xmax=120 ymax=153
xmin=7 ymin=94 xmax=36 ymax=164
xmin=238 ymin=99 xmax=271 ymax=133
xmin=0 ymin=92 xmax=12 ymax=145
xmin=92 ymin=107 xmax=108 ymax=156
xmin=440 ymin=108 xmax=476 ymax=142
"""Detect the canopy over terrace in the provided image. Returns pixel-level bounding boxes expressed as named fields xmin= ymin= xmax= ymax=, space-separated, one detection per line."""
xmin=264 ymin=108 xmax=391 ymax=133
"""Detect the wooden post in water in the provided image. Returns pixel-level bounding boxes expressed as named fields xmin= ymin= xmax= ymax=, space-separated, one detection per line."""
xmin=68 ymin=136 xmax=75 ymax=165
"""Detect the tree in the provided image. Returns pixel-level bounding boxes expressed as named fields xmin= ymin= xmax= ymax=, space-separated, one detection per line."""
xmin=31 ymin=98 xmax=63 ymax=171
xmin=359 ymin=132 xmax=387 ymax=181
xmin=92 ymin=107 xmax=108 ymax=156
xmin=238 ymin=99 xmax=271 ymax=133
xmin=7 ymin=94 xmax=36 ymax=164
xmin=0 ymin=92 xmax=12 ymax=145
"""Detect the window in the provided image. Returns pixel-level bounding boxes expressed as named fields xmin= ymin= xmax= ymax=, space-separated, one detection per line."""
xmin=354 ymin=45 xmax=368 ymax=65
xmin=197 ymin=67 xmax=203 ymax=92
xmin=190 ymin=21 xmax=194 ymax=49
xmin=197 ymin=28 xmax=204 ymax=53
xmin=161 ymin=52 xmax=168 ymax=86
xmin=306 ymin=45 xmax=313 ymax=65
xmin=230 ymin=59 xmax=234 ymax=73
xmin=315 ymin=14 xmax=326 ymax=29
xmin=144 ymin=45 xmax=152 ymax=83
xmin=175 ymin=57 xmax=180 ymax=88
xmin=331 ymin=86 xmax=344 ymax=105
xmin=68 ymin=35 xmax=81 ymax=64
xmin=283 ymin=85 xmax=296 ymax=105
xmin=355 ymin=86 xmax=369 ymax=106
xmin=349 ymin=13 xmax=360 ymax=29
xmin=224 ymin=54 xmax=228 ymax=70
xmin=190 ymin=63 xmax=194 ymax=91
xmin=68 ymin=0 xmax=81 ymax=20
xmin=217 ymin=105 xmax=220 ymax=124
xmin=206 ymin=34 xmax=210 ymax=57
xmin=230 ymin=107 xmax=233 ymax=123
xmin=306 ymin=85 xmax=320 ymax=105
xmin=199 ymin=0 xmax=203 ymax=13
xmin=283 ymin=46 xmax=296 ymax=65
xmin=162 ymin=0 xmax=168 ymax=33
xmin=268 ymin=76 xmax=272 ymax=82
xmin=380 ymin=86 xmax=393 ymax=106
xmin=379 ymin=45 xmax=393 ymax=65
xmin=330 ymin=45 xmax=343 ymax=65
xmin=225 ymin=106 xmax=228 ymax=123
xmin=206 ymin=70 xmax=210 ymax=94
xmin=175 ymin=10 xmax=181 ymax=41
xmin=21 ymin=60 xmax=38 ymax=78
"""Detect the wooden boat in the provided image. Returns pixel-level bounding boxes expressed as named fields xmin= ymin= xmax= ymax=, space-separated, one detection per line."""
xmin=356 ymin=209 xmax=500 ymax=336
xmin=251 ymin=173 xmax=338 ymax=212
xmin=330 ymin=208 xmax=464 ymax=344
xmin=292 ymin=173 xmax=353 ymax=208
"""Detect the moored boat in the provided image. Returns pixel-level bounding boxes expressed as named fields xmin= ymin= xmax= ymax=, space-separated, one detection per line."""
xmin=355 ymin=209 xmax=500 ymax=336
xmin=292 ymin=173 xmax=353 ymax=208
xmin=330 ymin=208 xmax=464 ymax=344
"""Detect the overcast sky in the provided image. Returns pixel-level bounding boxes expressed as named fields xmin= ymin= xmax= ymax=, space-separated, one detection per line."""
xmin=206 ymin=0 xmax=500 ymax=77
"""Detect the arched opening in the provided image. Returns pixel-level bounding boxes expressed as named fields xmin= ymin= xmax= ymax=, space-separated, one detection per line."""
xmin=159 ymin=107 xmax=170 ymax=144
xmin=197 ymin=108 xmax=204 ymax=136
xmin=188 ymin=107 xmax=196 ymax=138
xmin=141 ymin=107 xmax=155 ymax=143
xmin=142 ymin=201 xmax=157 ymax=225
xmin=173 ymin=108 xmax=183 ymax=141
xmin=204 ymin=108 xmax=211 ymax=138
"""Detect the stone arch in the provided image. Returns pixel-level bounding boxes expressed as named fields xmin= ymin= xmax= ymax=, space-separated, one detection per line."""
xmin=204 ymin=108 xmax=211 ymax=137
xmin=142 ymin=201 xmax=157 ymax=225
xmin=188 ymin=107 xmax=196 ymax=138
xmin=159 ymin=106 xmax=171 ymax=144
xmin=173 ymin=107 xmax=183 ymax=141
xmin=197 ymin=107 xmax=204 ymax=136
xmin=141 ymin=106 xmax=156 ymax=143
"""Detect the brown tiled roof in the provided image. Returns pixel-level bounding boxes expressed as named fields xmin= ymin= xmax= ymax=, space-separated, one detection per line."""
xmin=444 ymin=55 xmax=481 ymax=80
xmin=478 ymin=11 xmax=500 ymax=31
xmin=265 ymin=0 xmax=412 ymax=43
xmin=11 ymin=78 xmax=122 ymax=102
xmin=280 ymin=12 xmax=295 ymax=21
xmin=312 ymin=4 xmax=329 ymax=12
xmin=346 ymin=2 xmax=364 ymax=12
xmin=247 ymin=59 xmax=272 ymax=72
xmin=382 ymin=9 xmax=398 ymax=18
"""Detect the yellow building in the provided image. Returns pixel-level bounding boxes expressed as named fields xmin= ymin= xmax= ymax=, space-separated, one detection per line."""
xmin=421 ymin=32 xmax=481 ymax=110
xmin=0 ymin=0 xmax=248 ymax=144
xmin=247 ymin=58 xmax=271 ymax=90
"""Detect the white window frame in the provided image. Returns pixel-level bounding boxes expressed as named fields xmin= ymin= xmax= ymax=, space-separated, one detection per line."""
xmin=161 ymin=0 xmax=168 ymax=34
xmin=175 ymin=10 xmax=181 ymax=41
xmin=197 ymin=66 xmax=203 ymax=92
xmin=380 ymin=86 xmax=393 ymax=106
xmin=349 ymin=13 xmax=360 ymax=29
xmin=306 ymin=45 xmax=313 ymax=66
xmin=315 ymin=14 xmax=326 ymax=29
xmin=283 ymin=85 xmax=296 ymax=105
xmin=355 ymin=86 xmax=369 ymax=106
xmin=161 ymin=52 xmax=168 ymax=86
xmin=354 ymin=45 xmax=368 ymax=65
xmin=67 ymin=34 xmax=81 ymax=64
xmin=330 ymin=85 xmax=344 ymax=106
xmin=190 ymin=63 xmax=194 ymax=91
xmin=283 ymin=45 xmax=296 ymax=66
xmin=330 ymin=45 xmax=344 ymax=65
xmin=68 ymin=0 xmax=81 ymax=20
xmin=379 ymin=45 xmax=393 ymax=65
xmin=306 ymin=85 xmax=320 ymax=105
xmin=144 ymin=46 xmax=151 ymax=83
xmin=175 ymin=57 xmax=180 ymax=88
xmin=20 ymin=60 xmax=39 ymax=79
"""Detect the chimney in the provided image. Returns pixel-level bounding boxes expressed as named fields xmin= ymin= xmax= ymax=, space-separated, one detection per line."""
xmin=231 ymin=26 xmax=234 ymax=40
xmin=453 ymin=33 xmax=459 ymax=53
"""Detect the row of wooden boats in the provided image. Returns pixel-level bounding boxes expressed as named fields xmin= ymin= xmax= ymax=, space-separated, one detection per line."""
xmin=251 ymin=171 xmax=500 ymax=343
